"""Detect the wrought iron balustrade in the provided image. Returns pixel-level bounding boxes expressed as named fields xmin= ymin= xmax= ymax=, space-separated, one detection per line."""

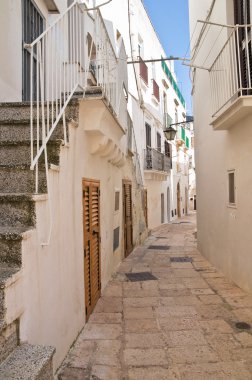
xmin=144 ymin=147 xmax=171 ymax=173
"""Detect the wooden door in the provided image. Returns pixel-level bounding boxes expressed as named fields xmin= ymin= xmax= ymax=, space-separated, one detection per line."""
xmin=143 ymin=189 xmax=148 ymax=228
xmin=123 ymin=180 xmax=133 ymax=257
xmin=177 ymin=182 xmax=181 ymax=218
xmin=161 ymin=193 xmax=165 ymax=223
xmin=82 ymin=179 xmax=101 ymax=320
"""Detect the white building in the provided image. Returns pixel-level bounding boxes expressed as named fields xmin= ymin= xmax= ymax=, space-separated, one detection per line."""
xmin=0 ymin=0 xmax=147 ymax=375
xmin=98 ymin=0 xmax=191 ymax=229
xmin=189 ymin=0 xmax=252 ymax=292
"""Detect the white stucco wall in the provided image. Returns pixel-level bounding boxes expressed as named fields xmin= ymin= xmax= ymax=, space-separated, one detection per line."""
xmin=4 ymin=98 xmax=147 ymax=370
xmin=189 ymin=0 xmax=252 ymax=292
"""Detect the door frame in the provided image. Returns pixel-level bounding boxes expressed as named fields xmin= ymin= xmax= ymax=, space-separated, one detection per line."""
xmin=82 ymin=178 xmax=101 ymax=320
xmin=122 ymin=179 xmax=133 ymax=258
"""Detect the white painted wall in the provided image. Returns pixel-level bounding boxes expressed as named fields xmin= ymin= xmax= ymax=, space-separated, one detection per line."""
xmin=5 ymin=98 xmax=146 ymax=370
xmin=189 ymin=0 xmax=252 ymax=292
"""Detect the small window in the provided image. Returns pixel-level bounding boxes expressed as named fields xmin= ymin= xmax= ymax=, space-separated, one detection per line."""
xmin=115 ymin=191 xmax=120 ymax=211
xmin=145 ymin=123 xmax=151 ymax=148
xmin=228 ymin=171 xmax=235 ymax=205
xmin=113 ymin=227 xmax=120 ymax=251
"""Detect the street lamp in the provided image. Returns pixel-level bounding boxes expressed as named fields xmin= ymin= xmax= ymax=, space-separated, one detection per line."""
xmin=164 ymin=126 xmax=177 ymax=140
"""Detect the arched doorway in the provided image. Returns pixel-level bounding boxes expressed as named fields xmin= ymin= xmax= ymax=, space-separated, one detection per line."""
xmin=167 ymin=187 xmax=170 ymax=222
xmin=177 ymin=182 xmax=181 ymax=218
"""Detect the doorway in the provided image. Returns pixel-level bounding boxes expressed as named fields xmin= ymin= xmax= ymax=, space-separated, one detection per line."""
xmin=194 ymin=195 xmax=197 ymax=211
xmin=82 ymin=179 xmax=101 ymax=320
xmin=177 ymin=182 xmax=181 ymax=218
xmin=143 ymin=189 xmax=148 ymax=228
xmin=167 ymin=187 xmax=170 ymax=222
xmin=123 ymin=180 xmax=133 ymax=257
xmin=185 ymin=188 xmax=188 ymax=215
xmin=22 ymin=0 xmax=45 ymax=101
xmin=161 ymin=193 xmax=164 ymax=223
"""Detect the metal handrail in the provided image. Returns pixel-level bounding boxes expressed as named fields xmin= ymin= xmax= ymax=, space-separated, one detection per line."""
xmin=25 ymin=2 xmax=124 ymax=245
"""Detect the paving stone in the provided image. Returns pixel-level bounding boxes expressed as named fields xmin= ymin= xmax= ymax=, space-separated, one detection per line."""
xmin=102 ymin=283 xmax=122 ymax=297
xmin=123 ymin=348 xmax=168 ymax=366
xmin=198 ymin=295 xmax=223 ymax=305
xmin=93 ymin=340 xmax=121 ymax=367
xmin=178 ymin=362 xmax=251 ymax=380
xmin=224 ymin=296 xmax=252 ymax=308
xmin=159 ymin=317 xmax=200 ymax=331
xmin=94 ymin=297 xmax=123 ymax=313
xmin=82 ymin=324 xmax=122 ymax=340
xmin=156 ymin=305 xmax=199 ymax=318
xmin=191 ymin=288 xmax=215 ymax=295
xmin=182 ymin=278 xmax=210 ymax=289
xmin=124 ymin=306 xmax=154 ymax=319
xmin=64 ymin=341 xmax=96 ymax=368
xmin=91 ymin=365 xmax=121 ymax=380
xmin=171 ymin=262 xmax=194 ymax=269
xmin=125 ymin=333 xmax=166 ymax=348
xmin=128 ymin=366 xmax=181 ymax=380
xmin=124 ymin=319 xmax=159 ymax=333
xmin=173 ymin=269 xmax=200 ymax=278
xmin=234 ymin=332 xmax=252 ymax=347
xmin=195 ymin=305 xmax=235 ymax=321
xmin=159 ymin=297 xmax=176 ymax=306
xmin=173 ymin=295 xmax=201 ymax=306
xmin=233 ymin=308 xmax=252 ymax=324
xmin=206 ymin=334 xmax=241 ymax=361
xmin=158 ymin=281 xmax=186 ymax=290
xmin=167 ymin=345 xmax=219 ymax=364
xmin=88 ymin=313 xmax=122 ymax=324
xmin=58 ymin=367 xmax=90 ymax=380
xmin=167 ymin=330 xmax=207 ymax=347
xmin=123 ymin=297 xmax=159 ymax=307
xmin=199 ymin=320 xmax=234 ymax=334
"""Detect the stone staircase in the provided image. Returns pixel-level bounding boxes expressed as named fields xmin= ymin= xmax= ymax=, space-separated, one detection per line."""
xmin=0 ymin=101 xmax=78 ymax=379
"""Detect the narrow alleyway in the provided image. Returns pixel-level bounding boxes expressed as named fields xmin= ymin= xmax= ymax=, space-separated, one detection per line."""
xmin=58 ymin=214 xmax=252 ymax=380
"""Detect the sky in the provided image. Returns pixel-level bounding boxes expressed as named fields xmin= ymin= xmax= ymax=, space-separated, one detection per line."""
xmin=143 ymin=0 xmax=192 ymax=115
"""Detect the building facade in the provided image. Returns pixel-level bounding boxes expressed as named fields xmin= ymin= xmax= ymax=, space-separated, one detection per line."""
xmin=98 ymin=0 xmax=191 ymax=229
xmin=0 ymin=0 xmax=148 ymax=374
xmin=189 ymin=0 xmax=252 ymax=292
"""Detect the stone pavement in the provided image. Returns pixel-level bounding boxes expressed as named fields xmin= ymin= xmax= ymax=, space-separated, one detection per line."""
xmin=57 ymin=214 xmax=252 ymax=380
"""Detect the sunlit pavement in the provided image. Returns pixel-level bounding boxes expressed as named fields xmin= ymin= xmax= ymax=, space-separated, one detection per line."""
xmin=57 ymin=213 xmax=252 ymax=380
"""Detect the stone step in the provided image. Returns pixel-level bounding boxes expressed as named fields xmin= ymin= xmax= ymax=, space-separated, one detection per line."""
xmin=0 ymin=320 xmax=19 ymax=364
xmin=0 ymin=226 xmax=33 ymax=266
xmin=0 ymin=165 xmax=47 ymax=194
xmin=0 ymin=343 xmax=55 ymax=379
xmin=0 ymin=194 xmax=35 ymax=228
xmin=0 ymin=122 xmax=66 ymax=143
xmin=0 ymin=140 xmax=62 ymax=166
xmin=0 ymin=100 xmax=79 ymax=125
xmin=0 ymin=266 xmax=20 ymax=319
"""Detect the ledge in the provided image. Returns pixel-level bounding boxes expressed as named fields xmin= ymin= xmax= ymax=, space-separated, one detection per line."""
xmin=144 ymin=170 xmax=168 ymax=181
xmin=211 ymin=96 xmax=252 ymax=130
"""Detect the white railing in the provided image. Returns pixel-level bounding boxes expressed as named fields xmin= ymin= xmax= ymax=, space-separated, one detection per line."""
xmin=24 ymin=1 xmax=126 ymax=244
xmin=210 ymin=25 xmax=252 ymax=117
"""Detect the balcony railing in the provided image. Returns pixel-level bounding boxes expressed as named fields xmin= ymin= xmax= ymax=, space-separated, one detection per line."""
xmin=140 ymin=57 xmax=148 ymax=85
xmin=144 ymin=147 xmax=172 ymax=172
xmin=210 ymin=24 xmax=252 ymax=117
xmin=152 ymin=79 xmax=160 ymax=101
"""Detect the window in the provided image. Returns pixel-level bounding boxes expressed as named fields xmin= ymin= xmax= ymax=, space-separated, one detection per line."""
xmin=157 ymin=133 xmax=161 ymax=152
xmin=164 ymin=141 xmax=171 ymax=157
xmin=145 ymin=123 xmax=151 ymax=148
xmin=228 ymin=171 xmax=236 ymax=205
xmin=113 ymin=227 xmax=120 ymax=251
xmin=115 ymin=191 xmax=120 ymax=211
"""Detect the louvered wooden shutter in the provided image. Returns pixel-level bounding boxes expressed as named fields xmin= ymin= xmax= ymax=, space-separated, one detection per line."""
xmin=123 ymin=181 xmax=133 ymax=257
xmin=83 ymin=180 xmax=101 ymax=320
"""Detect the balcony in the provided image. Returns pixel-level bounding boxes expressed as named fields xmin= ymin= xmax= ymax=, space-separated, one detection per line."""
xmin=144 ymin=147 xmax=171 ymax=181
xmin=210 ymin=25 xmax=252 ymax=130
xmin=152 ymin=79 xmax=160 ymax=101
xmin=140 ymin=58 xmax=148 ymax=85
